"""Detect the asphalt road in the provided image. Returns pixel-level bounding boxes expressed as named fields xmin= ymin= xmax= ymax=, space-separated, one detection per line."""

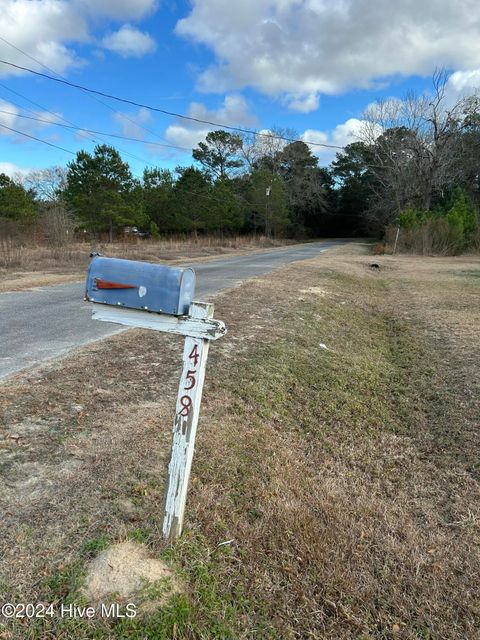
xmin=0 ymin=240 xmax=345 ymax=379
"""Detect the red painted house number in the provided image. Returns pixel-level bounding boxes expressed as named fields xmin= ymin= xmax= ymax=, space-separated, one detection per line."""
xmin=178 ymin=344 xmax=199 ymax=416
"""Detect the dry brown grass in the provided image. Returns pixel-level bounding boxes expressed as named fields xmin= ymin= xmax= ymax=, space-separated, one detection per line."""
xmin=0 ymin=243 xmax=479 ymax=638
xmin=0 ymin=235 xmax=294 ymax=292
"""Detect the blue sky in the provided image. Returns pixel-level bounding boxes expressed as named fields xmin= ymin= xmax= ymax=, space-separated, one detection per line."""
xmin=0 ymin=0 xmax=479 ymax=179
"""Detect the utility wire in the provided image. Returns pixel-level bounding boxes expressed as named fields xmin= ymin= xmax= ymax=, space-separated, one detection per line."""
xmin=0 ymin=58 xmax=345 ymax=150
xmin=0 ymin=81 xmax=97 ymax=144
xmin=0 ymin=108 xmax=192 ymax=152
xmin=0 ymin=82 xmax=156 ymax=168
xmin=0 ymin=47 xmax=354 ymax=208
xmin=0 ymin=108 xmax=347 ymax=207
xmin=0 ymin=122 xmax=239 ymax=206
xmin=0 ymin=123 xmax=76 ymax=155
xmin=0 ymin=122 xmax=363 ymax=211
xmin=0 ymin=61 xmax=158 ymax=166
xmin=0 ymin=36 xmax=180 ymax=147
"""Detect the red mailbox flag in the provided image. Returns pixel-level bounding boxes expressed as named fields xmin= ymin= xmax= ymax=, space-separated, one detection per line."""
xmin=94 ymin=278 xmax=137 ymax=290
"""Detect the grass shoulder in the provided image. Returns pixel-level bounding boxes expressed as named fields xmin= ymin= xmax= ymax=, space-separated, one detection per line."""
xmin=1 ymin=245 xmax=479 ymax=638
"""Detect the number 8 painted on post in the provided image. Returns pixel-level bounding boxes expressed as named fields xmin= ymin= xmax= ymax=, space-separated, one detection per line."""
xmin=179 ymin=395 xmax=192 ymax=416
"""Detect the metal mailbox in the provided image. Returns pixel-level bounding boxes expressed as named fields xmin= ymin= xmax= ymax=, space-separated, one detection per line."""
xmin=85 ymin=256 xmax=195 ymax=316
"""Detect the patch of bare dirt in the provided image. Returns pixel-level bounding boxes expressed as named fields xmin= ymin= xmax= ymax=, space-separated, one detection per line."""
xmin=83 ymin=541 xmax=181 ymax=605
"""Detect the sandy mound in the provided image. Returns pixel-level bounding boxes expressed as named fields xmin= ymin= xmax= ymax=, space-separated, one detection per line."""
xmin=83 ymin=541 xmax=181 ymax=604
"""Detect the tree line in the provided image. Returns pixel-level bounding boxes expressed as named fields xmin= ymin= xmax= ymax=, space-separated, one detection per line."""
xmin=1 ymin=72 xmax=479 ymax=252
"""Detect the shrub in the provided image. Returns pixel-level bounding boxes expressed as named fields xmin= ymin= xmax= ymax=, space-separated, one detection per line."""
xmin=445 ymin=189 xmax=478 ymax=252
xmin=392 ymin=190 xmax=479 ymax=255
xmin=398 ymin=207 xmax=426 ymax=229
xmin=149 ymin=221 xmax=160 ymax=240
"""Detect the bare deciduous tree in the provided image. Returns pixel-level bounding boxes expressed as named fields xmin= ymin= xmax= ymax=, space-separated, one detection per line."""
xmin=22 ymin=166 xmax=75 ymax=248
xmin=240 ymin=127 xmax=297 ymax=174
xmin=22 ymin=166 xmax=67 ymax=202
xmin=359 ymin=70 xmax=480 ymax=230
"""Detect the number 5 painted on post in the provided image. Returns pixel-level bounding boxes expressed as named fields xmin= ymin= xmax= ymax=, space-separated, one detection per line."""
xmin=184 ymin=370 xmax=196 ymax=391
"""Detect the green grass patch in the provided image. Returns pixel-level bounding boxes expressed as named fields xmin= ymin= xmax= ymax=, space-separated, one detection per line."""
xmin=230 ymin=277 xmax=427 ymax=442
xmin=80 ymin=537 xmax=111 ymax=558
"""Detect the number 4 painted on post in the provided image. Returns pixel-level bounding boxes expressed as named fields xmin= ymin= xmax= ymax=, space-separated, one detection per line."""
xmin=188 ymin=344 xmax=199 ymax=367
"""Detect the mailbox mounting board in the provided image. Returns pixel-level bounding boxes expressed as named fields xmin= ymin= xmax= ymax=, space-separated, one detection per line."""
xmin=85 ymin=256 xmax=195 ymax=316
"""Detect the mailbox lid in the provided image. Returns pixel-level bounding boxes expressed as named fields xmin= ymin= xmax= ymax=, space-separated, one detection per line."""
xmin=85 ymin=256 xmax=195 ymax=315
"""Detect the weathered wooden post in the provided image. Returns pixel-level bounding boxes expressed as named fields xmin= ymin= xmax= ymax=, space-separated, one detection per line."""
xmin=162 ymin=301 xmax=213 ymax=539
xmin=85 ymin=256 xmax=226 ymax=541
xmin=393 ymin=225 xmax=400 ymax=254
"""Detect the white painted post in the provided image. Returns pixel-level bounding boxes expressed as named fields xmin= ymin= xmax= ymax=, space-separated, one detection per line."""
xmin=162 ymin=302 xmax=214 ymax=540
xmin=393 ymin=225 xmax=400 ymax=254
xmin=90 ymin=298 xmax=224 ymax=540
xmin=91 ymin=304 xmax=226 ymax=340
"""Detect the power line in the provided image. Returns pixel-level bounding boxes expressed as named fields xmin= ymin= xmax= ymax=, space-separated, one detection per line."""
xmin=0 ymin=84 xmax=157 ymax=168
xmin=0 ymin=58 xmax=345 ymax=150
xmin=0 ymin=56 xmax=160 ymax=167
xmin=0 ymin=81 xmax=97 ymax=144
xmin=0 ymin=35 xmax=173 ymax=147
xmin=0 ymin=123 xmax=237 ymax=207
xmin=0 ymin=123 xmax=76 ymax=155
xmin=0 ymin=108 xmax=192 ymax=152
xmin=0 ymin=82 xmax=157 ymax=169
xmin=0 ymin=123 xmax=353 ymax=211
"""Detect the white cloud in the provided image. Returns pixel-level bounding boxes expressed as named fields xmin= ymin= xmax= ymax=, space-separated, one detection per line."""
xmin=0 ymin=162 xmax=33 ymax=179
xmin=102 ymin=24 xmax=156 ymax=58
xmin=302 ymin=118 xmax=382 ymax=165
xmin=74 ymin=128 xmax=96 ymax=142
xmin=0 ymin=99 xmax=64 ymax=141
xmin=0 ymin=0 xmax=158 ymax=77
xmin=0 ymin=100 xmax=20 ymax=131
xmin=176 ymin=0 xmax=480 ymax=111
xmin=329 ymin=118 xmax=369 ymax=147
xmin=164 ymin=123 xmax=211 ymax=151
xmin=113 ymin=107 xmax=152 ymax=138
xmin=446 ymin=68 xmax=480 ymax=102
xmin=0 ymin=0 xmax=87 ymax=76
xmin=33 ymin=111 xmax=64 ymax=127
xmin=286 ymin=93 xmax=320 ymax=113
xmin=80 ymin=0 xmax=157 ymax=21
xmin=301 ymin=128 xmax=328 ymax=147
xmin=164 ymin=94 xmax=259 ymax=153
